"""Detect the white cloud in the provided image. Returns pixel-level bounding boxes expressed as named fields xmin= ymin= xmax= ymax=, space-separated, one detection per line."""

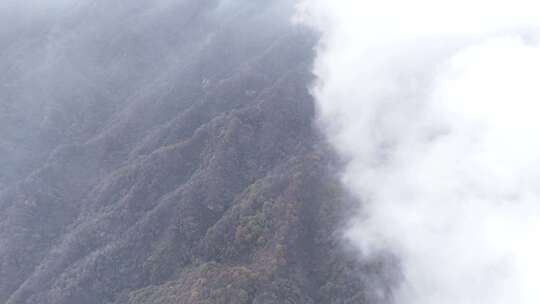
xmin=298 ymin=1 xmax=540 ymax=303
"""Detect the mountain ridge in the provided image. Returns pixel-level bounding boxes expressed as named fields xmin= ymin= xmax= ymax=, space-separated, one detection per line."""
xmin=0 ymin=1 xmax=393 ymax=303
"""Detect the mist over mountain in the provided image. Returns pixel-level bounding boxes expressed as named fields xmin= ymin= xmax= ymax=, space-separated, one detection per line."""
xmin=0 ymin=1 xmax=394 ymax=303
xmin=7 ymin=1 xmax=535 ymax=304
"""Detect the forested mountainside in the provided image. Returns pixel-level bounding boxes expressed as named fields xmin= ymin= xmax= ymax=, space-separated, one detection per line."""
xmin=0 ymin=1 xmax=393 ymax=303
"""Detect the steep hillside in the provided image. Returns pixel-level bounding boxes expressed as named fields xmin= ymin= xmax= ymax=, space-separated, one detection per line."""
xmin=0 ymin=1 xmax=393 ymax=303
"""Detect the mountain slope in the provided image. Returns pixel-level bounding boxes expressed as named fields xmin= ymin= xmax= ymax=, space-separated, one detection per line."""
xmin=0 ymin=1 xmax=393 ymax=303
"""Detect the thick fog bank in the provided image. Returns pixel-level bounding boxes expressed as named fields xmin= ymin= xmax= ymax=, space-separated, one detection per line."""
xmin=298 ymin=1 xmax=540 ymax=303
